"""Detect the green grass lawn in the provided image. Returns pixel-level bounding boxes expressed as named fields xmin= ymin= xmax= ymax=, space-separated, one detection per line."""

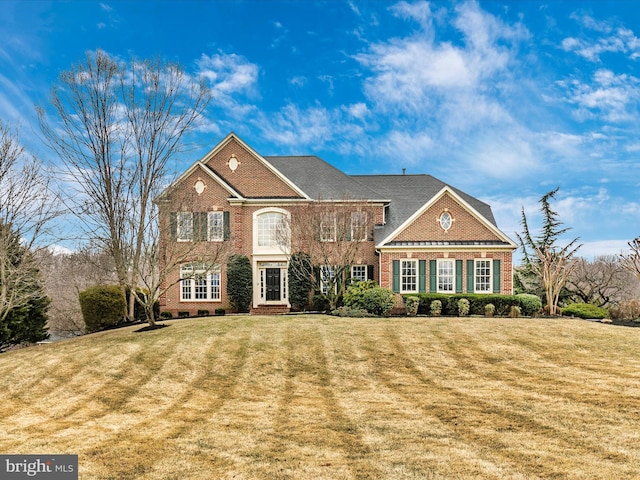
xmin=1 ymin=315 xmax=639 ymax=479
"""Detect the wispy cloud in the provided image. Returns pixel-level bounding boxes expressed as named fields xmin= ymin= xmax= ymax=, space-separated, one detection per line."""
xmin=562 ymin=13 xmax=640 ymax=61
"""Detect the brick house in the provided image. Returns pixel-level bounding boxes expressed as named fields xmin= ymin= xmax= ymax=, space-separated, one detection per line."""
xmin=157 ymin=132 xmax=517 ymax=316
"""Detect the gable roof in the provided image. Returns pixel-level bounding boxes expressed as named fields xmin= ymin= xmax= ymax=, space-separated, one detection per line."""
xmin=352 ymin=174 xmax=514 ymax=248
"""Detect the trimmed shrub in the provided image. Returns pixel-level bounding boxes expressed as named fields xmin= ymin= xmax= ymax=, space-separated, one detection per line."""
xmin=312 ymin=293 xmax=330 ymax=312
xmin=197 ymin=309 xmax=210 ymax=317
xmin=227 ymin=254 xmax=252 ymax=313
xmin=404 ymin=296 xmax=420 ymax=316
xmin=458 ymin=298 xmax=470 ymax=317
xmin=178 ymin=311 xmax=189 ymax=318
xmin=361 ymin=287 xmax=395 ymax=317
xmin=344 ymin=280 xmax=378 ymax=310
xmin=288 ymin=252 xmax=313 ymax=311
xmin=215 ymin=308 xmax=226 ymax=316
xmin=516 ymin=294 xmax=542 ymax=316
xmin=331 ymin=306 xmax=372 ymax=318
xmin=563 ymin=303 xmax=608 ymax=320
xmin=79 ymin=285 xmax=126 ymax=333
xmin=430 ymin=300 xmax=442 ymax=316
xmin=484 ymin=303 xmax=495 ymax=317
xmin=160 ymin=311 xmax=173 ymax=319
xmin=509 ymin=306 xmax=521 ymax=318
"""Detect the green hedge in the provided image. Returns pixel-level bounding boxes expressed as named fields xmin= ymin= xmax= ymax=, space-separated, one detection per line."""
xmin=408 ymin=293 xmax=542 ymax=317
xmin=562 ymin=303 xmax=608 ymax=319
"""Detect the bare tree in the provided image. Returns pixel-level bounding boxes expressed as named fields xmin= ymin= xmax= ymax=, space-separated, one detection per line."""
xmin=621 ymin=237 xmax=640 ymax=283
xmin=38 ymin=50 xmax=210 ymax=326
xmin=565 ymin=256 xmax=638 ymax=307
xmin=0 ymin=121 xmax=58 ymax=324
xmin=516 ymin=188 xmax=581 ymax=315
xmin=280 ymin=199 xmax=378 ymax=310
xmin=37 ymin=247 xmax=116 ymax=335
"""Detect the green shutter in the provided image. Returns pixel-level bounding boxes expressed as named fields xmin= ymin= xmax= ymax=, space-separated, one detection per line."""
xmin=455 ymin=260 xmax=463 ymax=293
xmin=223 ymin=211 xmax=230 ymax=241
xmin=429 ymin=260 xmax=437 ymax=293
xmin=467 ymin=260 xmax=474 ymax=293
xmin=418 ymin=260 xmax=426 ymax=293
xmin=493 ymin=259 xmax=501 ymax=293
xmin=169 ymin=212 xmax=177 ymax=240
xmin=392 ymin=260 xmax=400 ymax=293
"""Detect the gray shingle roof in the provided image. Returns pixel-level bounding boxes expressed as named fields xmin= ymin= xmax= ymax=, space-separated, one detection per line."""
xmin=262 ymin=156 xmax=501 ymax=246
xmin=265 ymin=156 xmax=384 ymax=201
xmin=352 ymin=174 xmax=497 ymax=243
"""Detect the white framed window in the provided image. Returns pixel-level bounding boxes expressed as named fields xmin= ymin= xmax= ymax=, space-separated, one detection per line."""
xmin=401 ymin=259 xmax=418 ymax=293
xmin=208 ymin=211 xmax=224 ymax=241
xmin=351 ymin=212 xmax=367 ymax=241
xmin=320 ymin=213 xmax=337 ymax=242
xmin=439 ymin=211 xmax=452 ymax=231
xmin=475 ymin=259 xmax=492 ymax=293
xmin=177 ymin=212 xmax=193 ymax=242
xmin=180 ymin=263 xmax=221 ymax=301
xmin=257 ymin=211 xmax=286 ymax=247
xmin=438 ymin=259 xmax=455 ymax=293
xmin=351 ymin=265 xmax=367 ymax=282
xmin=321 ymin=265 xmax=335 ymax=294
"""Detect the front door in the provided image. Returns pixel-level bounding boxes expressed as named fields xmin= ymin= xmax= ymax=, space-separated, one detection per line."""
xmin=266 ymin=268 xmax=281 ymax=301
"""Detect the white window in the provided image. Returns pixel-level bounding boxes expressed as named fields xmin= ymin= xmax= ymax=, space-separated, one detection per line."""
xmin=320 ymin=213 xmax=337 ymax=242
xmin=401 ymin=259 xmax=418 ymax=293
xmin=321 ymin=265 xmax=335 ymax=294
xmin=257 ymin=212 xmax=286 ymax=247
xmin=475 ymin=259 xmax=492 ymax=293
xmin=180 ymin=263 xmax=221 ymax=301
xmin=177 ymin=212 xmax=193 ymax=242
xmin=439 ymin=211 xmax=452 ymax=231
xmin=438 ymin=259 xmax=455 ymax=293
xmin=208 ymin=211 xmax=224 ymax=241
xmin=351 ymin=212 xmax=367 ymax=241
xmin=351 ymin=265 xmax=368 ymax=282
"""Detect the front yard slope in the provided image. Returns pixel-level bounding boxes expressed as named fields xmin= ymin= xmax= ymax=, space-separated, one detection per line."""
xmin=1 ymin=315 xmax=639 ymax=479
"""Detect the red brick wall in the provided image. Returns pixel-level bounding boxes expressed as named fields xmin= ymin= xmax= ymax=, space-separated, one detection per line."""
xmin=205 ymin=138 xmax=302 ymax=198
xmin=394 ymin=193 xmax=501 ymax=242
xmin=380 ymin=250 xmax=513 ymax=295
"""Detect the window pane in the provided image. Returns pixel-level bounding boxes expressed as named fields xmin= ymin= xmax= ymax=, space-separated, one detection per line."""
xmin=351 ymin=212 xmax=367 ymax=241
xmin=401 ymin=260 xmax=417 ymax=292
xmin=258 ymin=212 xmax=285 ymax=247
xmin=475 ymin=260 xmax=491 ymax=292
xmin=208 ymin=212 xmax=224 ymax=241
xmin=177 ymin=212 xmax=193 ymax=241
xmin=438 ymin=260 xmax=454 ymax=292
xmin=351 ymin=265 xmax=367 ymax=282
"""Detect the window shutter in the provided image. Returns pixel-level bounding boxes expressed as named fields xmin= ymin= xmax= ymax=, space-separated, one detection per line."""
xmin=418 ymin=260 xmax=426 ymax=293
xmin=429 ymin=260 xmax=436 ymax=293
xmin=223 ymin=211 xmax=230 ymax=241
xmin=493 ymin=259 xmax=501 ymax=293
xmin=392 ymin=260 xmax=400 ymax=293
xmin=467 ymin=260 xmax=474 ymax=293
xmin=456 ymin=260 xmax=463 ymax=293
xmin=313 ymin=266 xmax=321 ymax=291
xmin=367 ymin=265 xmax=374 ymax=281
xmin=170 ymin=212 xmax=177 ymax=240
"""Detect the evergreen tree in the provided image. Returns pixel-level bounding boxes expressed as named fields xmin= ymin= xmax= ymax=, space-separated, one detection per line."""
xmin=0 ymin=222 xmax=49 ymax=351
xmin=516 ymin=188 xmax=581 ymax=315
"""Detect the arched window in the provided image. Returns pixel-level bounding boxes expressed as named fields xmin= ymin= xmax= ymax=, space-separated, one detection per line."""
xmin=253 ymin=208 xmax=290 ymax=252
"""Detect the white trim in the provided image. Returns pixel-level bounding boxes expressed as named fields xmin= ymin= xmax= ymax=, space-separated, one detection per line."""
xmin=474 ymin=258 xmax=492 ymax=293
xmin=400 ymin=259 xmax=419 ymax=294
xmin=252 ymin=207 xmax=291 ymax=255
xmin=376 ymin=186 xmax=517 ymax=249
xmin=436 ymin=258 xmax=455 ymax=293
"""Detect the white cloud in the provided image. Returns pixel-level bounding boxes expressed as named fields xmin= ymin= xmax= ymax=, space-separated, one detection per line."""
xmin=562 ymin=13 xmax=640 ymax=61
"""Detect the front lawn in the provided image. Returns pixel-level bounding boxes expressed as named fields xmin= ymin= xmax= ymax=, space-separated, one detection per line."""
xmin=1 ymin=315 xmax=639 ymax=479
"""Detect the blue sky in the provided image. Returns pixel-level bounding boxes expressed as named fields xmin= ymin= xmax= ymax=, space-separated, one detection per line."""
xmin=1 ymin=0 xmax=639 ymax=259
